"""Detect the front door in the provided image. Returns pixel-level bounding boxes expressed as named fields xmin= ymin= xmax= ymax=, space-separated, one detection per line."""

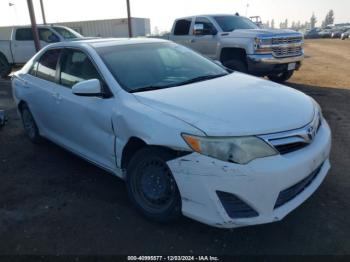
xmin=50 ymin=48 xmax=116 ymax=171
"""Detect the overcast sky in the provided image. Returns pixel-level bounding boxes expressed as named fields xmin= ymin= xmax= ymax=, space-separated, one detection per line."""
xmin=0 ymin=0 xmax=349 ymax=32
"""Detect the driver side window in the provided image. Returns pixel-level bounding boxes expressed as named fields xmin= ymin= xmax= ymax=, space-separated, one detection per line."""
xmin=59 ymin=49 xmax=102 ymax=88
xmin=39 ymin=28 xmax=59 ymax=43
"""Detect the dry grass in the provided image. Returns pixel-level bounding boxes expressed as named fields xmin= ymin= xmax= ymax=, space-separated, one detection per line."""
xmin=290 ymin=39 xmax=350 ymax=89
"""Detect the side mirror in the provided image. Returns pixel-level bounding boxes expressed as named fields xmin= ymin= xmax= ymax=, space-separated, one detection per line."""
xmin=194 ymin=23 xmax=204 ymax=35
xmin=72 ymin=79 xmax=102 ymax=97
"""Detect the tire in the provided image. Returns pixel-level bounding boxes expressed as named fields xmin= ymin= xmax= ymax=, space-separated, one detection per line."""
xmin=0 ymin=53 xmax=11 ymax=79
xmin=126 ymin=146 xmax=182 ymax=223
xmin=223 ymin=59 xmax=248 ymax=73
xmin=268 ymin=70 xmax=294 ymax=83
xmin=20 ymin=104 xmax=41 ymax=143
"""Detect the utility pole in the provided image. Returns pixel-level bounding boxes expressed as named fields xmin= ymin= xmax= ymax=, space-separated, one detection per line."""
xmin=39 ymin=0 xmax=47 ymax=25
xmin=126 ymin=0 xmax=133 ymax=37
xmin=26 ymin=0 xmax=41 ymax=51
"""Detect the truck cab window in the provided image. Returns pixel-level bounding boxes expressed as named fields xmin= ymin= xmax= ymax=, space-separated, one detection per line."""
xmin=174 ymin=19 xmax=192 ymax=35
xmin=39 ymin=28 xmax=59 ymax=43
xmin=194 ymin=17 xmax=216 ymax=35
xmin=15 ymin=28 xmax=34 ymax=41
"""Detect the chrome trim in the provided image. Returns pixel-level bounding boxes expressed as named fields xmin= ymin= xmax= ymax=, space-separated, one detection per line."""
xmin=259 ymin=111 xmax=321 ymax=150
xmin=247 ymin=53 xmax=304 ymax=64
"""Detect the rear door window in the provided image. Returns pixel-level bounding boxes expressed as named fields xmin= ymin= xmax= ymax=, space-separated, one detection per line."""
xmin=174 ymin=19 xmax=192 ymax=35
xmin=36 ymin=49 xmax=61 ymax=82
xmin=15 ymin=28 xmax=33 ymax=41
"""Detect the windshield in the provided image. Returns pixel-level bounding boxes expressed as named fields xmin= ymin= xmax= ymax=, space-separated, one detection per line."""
xmin=96 ymin=42 xmax=228 ymax=92
xmin=214 ymin=16 xmax=259 ymax=31
xmin=52 ymin=27 xmax=82 ymax=39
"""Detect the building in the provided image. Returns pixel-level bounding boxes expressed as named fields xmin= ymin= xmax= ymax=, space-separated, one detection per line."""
xmin=56 ymin=17 xmax=151 ymax=38
xmin=0 ymin=17 xmax=151 ymax=40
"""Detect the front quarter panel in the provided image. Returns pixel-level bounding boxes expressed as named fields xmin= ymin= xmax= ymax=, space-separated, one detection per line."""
xmin=111 ymin=93 xmax=205 ymax=169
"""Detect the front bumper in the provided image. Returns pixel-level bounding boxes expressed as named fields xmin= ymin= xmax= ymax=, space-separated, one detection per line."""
xmin=247 ymin=53 xmax=304 ymax=76
xmin=167 ymin=119 xmax=331 ymax=228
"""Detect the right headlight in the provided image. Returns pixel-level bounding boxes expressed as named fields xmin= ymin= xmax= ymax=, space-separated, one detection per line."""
xmin=182 ymin=134 xmax=278 ymax=165
xmin=254 ymin=37 xmax=273 ymax=54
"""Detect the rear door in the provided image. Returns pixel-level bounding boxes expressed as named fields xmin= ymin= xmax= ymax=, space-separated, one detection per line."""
xmin=20 ymin=48 xmax=62 ymax=136
xmin=12 ymin=28 xmax=59 ymax=64
xmin=50 ymin=48 xmax=116 ymax=170
xmin=170 ymin=18 xmax=193 ymax=47
xmin=12 ymin=28 xmax=37 ymax=63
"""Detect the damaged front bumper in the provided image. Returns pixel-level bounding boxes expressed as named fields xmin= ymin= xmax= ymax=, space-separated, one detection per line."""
xmin=167 ymin=120 xmax=331 ymax=228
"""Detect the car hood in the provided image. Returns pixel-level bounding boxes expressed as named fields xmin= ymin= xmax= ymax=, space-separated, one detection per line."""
xmin=133 ymin=73 xmax=315 ymax=136
xmin=223 ymin=28 xmax=302 ymax=38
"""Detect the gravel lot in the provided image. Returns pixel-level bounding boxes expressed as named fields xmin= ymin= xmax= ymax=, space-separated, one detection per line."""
xmin=0 ymin=39 xmax=350 ymax=255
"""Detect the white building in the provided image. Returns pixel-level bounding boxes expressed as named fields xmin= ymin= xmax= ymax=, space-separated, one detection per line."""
xmin=0 ymin=17 xmax=151 ymax=40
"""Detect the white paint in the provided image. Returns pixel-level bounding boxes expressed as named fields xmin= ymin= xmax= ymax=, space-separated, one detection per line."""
xmin=12 ymin=38 xmax=332 ymax=228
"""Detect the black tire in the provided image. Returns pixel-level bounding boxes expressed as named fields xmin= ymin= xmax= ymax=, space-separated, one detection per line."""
xmin=268 ymin=70 xmax=294 ymax=83
xmin=20 ymin=104 xmax=41 ymax=143
xmin=223 ymin=59 xmax=248 ymax=73
xmin=0 ymin=53 xmax=11 ymax=79
xmin=126 ymin=146 xmax=182 ymax=223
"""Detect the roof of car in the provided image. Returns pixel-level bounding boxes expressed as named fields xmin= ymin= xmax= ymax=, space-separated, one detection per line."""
xmin=55 ymin=37 xmax=169 ymax=48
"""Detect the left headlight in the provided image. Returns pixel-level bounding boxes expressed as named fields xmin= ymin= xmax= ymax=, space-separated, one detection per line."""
xmin=182 ymin=134 xmax=278 ymax=165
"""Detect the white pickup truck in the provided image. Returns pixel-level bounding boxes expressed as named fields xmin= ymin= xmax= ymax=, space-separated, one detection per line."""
xmin=0 ymin=25 xmax=82 ymax=78
xmin=168 ymin=14 xmax=304 ymax=82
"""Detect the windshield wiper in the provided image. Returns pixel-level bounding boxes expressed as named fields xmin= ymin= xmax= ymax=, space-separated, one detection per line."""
xmin=129 ymin=85 xmax=171 ymax=93
xmin=173 ymin=73 xmax=228 ymax=87
xmin=129 ymin=74 xmax=228 ymax=93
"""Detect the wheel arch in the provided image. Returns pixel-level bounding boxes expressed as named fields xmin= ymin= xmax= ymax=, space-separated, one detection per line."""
xmin=220 ymin=47 xmax=247 ymax=65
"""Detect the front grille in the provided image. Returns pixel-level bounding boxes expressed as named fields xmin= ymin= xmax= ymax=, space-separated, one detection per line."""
xmin=275 ymin=142 xmax=308 ymax=155
xmin=274 ymin=163 xmax=324 ymax=209
xmin=272 ymin=36 xmax=303 ymax=45
xmin=217 ymin=191 xmax=259 ymax=219
xmin=272 ymin=46 xmax=303 ymax=58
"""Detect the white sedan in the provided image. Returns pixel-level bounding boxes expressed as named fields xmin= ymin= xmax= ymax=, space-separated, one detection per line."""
xmin=12 ymin=38 xmax=331 ymax=228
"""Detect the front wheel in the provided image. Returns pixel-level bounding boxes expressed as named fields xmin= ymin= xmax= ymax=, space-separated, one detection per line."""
xmin=126 ymin=147 xmax=182 ymax=223
xmin=268 ymin=70 xmax=294 ymax=83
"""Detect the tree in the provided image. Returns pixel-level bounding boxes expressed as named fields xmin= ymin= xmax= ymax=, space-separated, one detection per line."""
xmin=271 ymin=19 xmax=275 ymax=29
xmin=285 ymin=19 xmax=289 ymax=28
xmin=322 ymin=10 xmax=335 ymax=28
xmin=310 ymin=13 xmax=317 ymax=29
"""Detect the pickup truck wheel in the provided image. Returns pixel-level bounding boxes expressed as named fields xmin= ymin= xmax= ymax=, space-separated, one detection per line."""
xmin=21 ymin=104 xmax=41 ymax=143
xmin=126 ymin=147 xmax=182 ymax=223
xmin=268 ymin=70 xmax=294 ymax=83
xmin=0 ymin=53 xmax=11 ymax=79
xmin=223 ymin=60 xmax=247 ymax=73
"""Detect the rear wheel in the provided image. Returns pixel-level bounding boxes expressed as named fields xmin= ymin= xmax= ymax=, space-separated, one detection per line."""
xmin=268 ymin=70 xmax=294 ymax=83
xmin=0 ymin=53 xmax=11 ymax=79
xmin=223 ymin=59 xmax=248 ymax=73
xmin=21 ymin=104 xmax=41 ymax=143
xmin=126 ymin=147 xmax=182 ymax=223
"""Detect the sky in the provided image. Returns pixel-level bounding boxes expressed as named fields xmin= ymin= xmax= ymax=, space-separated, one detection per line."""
xmin=0 ymin=0 xmax=349 ymax=32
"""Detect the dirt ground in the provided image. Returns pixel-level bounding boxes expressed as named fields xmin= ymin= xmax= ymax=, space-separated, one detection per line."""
xmin=0 ymin=39 xmax=350 ymax=255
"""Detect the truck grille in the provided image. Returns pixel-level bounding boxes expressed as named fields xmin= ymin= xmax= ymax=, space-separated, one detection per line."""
xmin=272 ymin=46 xmax=303 ymax=58
xmin=272 ymin=36 xmax=303 ymax=45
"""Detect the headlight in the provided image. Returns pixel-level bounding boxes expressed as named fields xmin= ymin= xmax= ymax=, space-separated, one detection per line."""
xmin=182 ymin=134 xmax=278 ymax=165
xmin=254 ymin=37 xmax=273 ymax=54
